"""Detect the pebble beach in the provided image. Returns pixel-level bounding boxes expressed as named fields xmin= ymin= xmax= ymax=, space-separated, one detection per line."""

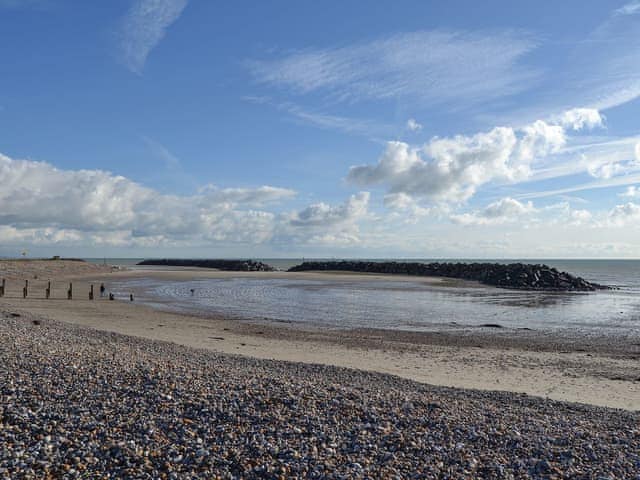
xmin=1 ymin=311 xmax=639 ymax=479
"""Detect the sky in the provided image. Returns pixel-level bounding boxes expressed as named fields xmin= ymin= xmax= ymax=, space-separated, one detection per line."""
xmin=1 ymin=0 xmax=640 ymax=258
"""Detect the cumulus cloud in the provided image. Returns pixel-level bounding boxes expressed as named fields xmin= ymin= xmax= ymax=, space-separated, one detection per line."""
xmin=248 ymin=30 xmax=539 ymax=106
xmin=450 ymin=197 xmax=535 ymax=226
xmin=607 ymin=202 xmax=640 ymax=226
xmin=348 ymin=108 xmax=605 ymax=204
xmin=383 ymin=193 xmax=430 ymax=223
xmin=117 ymin=0 xmax=188 ymax=74
xmin=280 ymin=192 xmax=371 ymax=246
xmin=0 ymin=153 xmax=293 ymax=247
xmin=290 ymin=192 xmax=369 ymax=227
xmin=620 ymin=185 xmax=640 ymax=198
xmin=349 ymin=121 xmax=566 ymax=204
xmin=516 ymin=120 xmax=566 ymax=162
xmin=567 ymin=208 xmax=593 ymax=225
xmin=559 ymin=108 xmax=605 ymax=130
xmin=587 ymin=161 xmax=628 ymax=179
xmin=406 ymin=119 xmax=422 ymax=132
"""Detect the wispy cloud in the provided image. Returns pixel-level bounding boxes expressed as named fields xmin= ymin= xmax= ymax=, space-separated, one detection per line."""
xmin=615 ymin=1 xmax=640 ymax=16
xmin=567 ymin=3 xmax=640 ymax=110
xmin=517 ymin=174 xmax=640 ymax=200
xmin=243 ymin=96 xmax=393 ymax=139
xmin=117 ymin=0 xmax=188 ymax=74
xmin=247 ymin=30 xmax=540 ymax=107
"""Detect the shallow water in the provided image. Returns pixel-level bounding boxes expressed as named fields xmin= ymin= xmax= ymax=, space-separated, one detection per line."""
xmin=110 ymin=260 xmax=640 ymax=336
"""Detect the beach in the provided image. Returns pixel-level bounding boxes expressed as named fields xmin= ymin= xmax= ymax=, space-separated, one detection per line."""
xmin=1 ymin=260 xmax=639 ymax=477
xmin=0 ymin=260 xmax=638 ymax=411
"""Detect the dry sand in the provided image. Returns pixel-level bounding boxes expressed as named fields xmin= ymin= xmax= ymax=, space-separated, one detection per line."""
xmin=1 ymin=260 xmax=638 ymax=411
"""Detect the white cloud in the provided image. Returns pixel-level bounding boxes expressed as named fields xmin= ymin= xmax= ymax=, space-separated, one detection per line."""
xmin=518 ymin=172 xmax=640 ymax=200
xmin=290 ymin=192 xmax=369 ymax=227
xmin=607 ymin=202 xmax=640 ymax=226
xmin=347 ymin=112 xmax=578 ymax=204
xmin=559 ymin=108 xmax=604 ymax=130
xmin=573 ymin=5 xmax=640 ymax=110
xmin=0 ymin=152 xmax=294 ymax=247
xmin=383 ymin=192 xmax=413 ymax=210
xmin=248 ymin=30 xmax=539 ymax=106
xmin=282 ymin=192 xmax=371 ymax=247
xmin=516 ymin=120 xmax=566 ymax=162
xmin=199 ymin=185 xmax=296 ymax=207
xmin=519 ymin=136 xmax=640 ymax=197
xmin=615 ymin=1 xmax=640 ymax=16
xmin=383 ymin=193 xmax=430 ymax=223
xmin=568 ymin=208 xmax=593 ymax=225
xmin=620 ymin=185 xmax=640 ymax=198
xmin=587 ymin=160 xmax=628 ymax=179
xmin=242 ymin=97 xmax=393 ymax=138
xmin=450 ymin=197 xmax=535 ymax=226
xmin=406 ymin=119 xmax=422 ymax=132
xmin=636 ymin=142 xmax=640 ymax=162
xmin=117 ymin=0 xmax=188 ymax=74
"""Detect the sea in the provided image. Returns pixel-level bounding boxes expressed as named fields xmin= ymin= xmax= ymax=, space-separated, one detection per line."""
xmin=87 ymin=258 xmax=640 ymax=337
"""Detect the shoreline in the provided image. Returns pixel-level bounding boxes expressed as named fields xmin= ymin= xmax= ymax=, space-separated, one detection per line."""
xmin=1 ymin=260 xmax=639 ymax=411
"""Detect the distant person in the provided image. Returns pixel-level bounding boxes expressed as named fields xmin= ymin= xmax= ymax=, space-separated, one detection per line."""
xmin=130 ymin=293 xmax=134 ymax=302
xmin=190 ymin=288 xmax=195 ymax=296
xmin=109 ymin=293 xmax=114 ymax=301
xmin=100 ymin=283 xmax=105 ymax=298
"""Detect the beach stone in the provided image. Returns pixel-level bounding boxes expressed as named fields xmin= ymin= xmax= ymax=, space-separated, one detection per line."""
xmin=0 ymin=313 xmax=637 ymax=479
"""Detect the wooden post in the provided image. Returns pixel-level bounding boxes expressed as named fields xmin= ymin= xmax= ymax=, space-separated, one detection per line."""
xmin=67 ymin=283 xmax=73 ymax=300
xmin=0 ymin=278 xmax=5 ymax=297
xmin=45 ymin=281 xmax=51 ymax=299
xmin=89 ymin=284 xmax=94 ymax=300
xmin=23 ymin=280 xmax=28 ymax=298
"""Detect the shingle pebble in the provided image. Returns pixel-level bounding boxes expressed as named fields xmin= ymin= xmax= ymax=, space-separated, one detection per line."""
xmin=0 ymin=311 xmax=638 ymax=479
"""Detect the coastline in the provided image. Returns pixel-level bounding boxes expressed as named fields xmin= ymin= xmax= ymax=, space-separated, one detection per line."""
xmin=1 ymin=260 xmax=638 ymax=410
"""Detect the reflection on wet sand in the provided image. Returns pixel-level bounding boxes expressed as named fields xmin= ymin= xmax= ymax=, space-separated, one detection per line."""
xmin=111 ymin=274 xmax=640 ymax=336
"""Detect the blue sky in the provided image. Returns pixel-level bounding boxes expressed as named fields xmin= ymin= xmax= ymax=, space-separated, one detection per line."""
xmin=1 ymin=0 xmax=640 ymax=258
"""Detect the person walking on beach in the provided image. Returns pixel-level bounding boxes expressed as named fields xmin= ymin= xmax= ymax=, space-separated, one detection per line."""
xmin=100 ymin=283 xmax=105 ymax=298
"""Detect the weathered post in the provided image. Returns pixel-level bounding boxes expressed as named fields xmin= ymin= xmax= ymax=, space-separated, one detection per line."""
xmin=89 ymin=284 xmax=94 ymax=300
xmin=45 ymin=281 xmax=51 ymax=299
xmin=67 ymin=283 xmax=73 ymax=300
xmin=23 ymin=280 xmax=28 ymax=298
xmin=0 ymin=278 xmax=5 ymax=297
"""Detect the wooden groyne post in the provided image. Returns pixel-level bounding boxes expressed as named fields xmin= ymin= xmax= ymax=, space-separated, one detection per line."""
xmin=23 ymin=280 xmax=28 ymax=299
xmin=0 ymin=279 xmax=5 ymax=297
xmin=45 ymin=281 xmax=51 ymax=299
xmin=67 ymin=283 xmax=73 ymax=300
xmin=89 ymin=284 xmax=94 ymax=300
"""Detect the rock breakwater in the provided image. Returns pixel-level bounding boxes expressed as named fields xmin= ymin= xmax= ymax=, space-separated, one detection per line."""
xmin=137 ymin=259 xmax=275 ymax=272
xmin=289 ymin=261 xmax=608 ymax=291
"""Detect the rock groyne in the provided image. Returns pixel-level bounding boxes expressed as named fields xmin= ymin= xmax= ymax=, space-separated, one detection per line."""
xmin=137 ymin=259 xmax=275 ymax=272
xmin=288 ymin=261 xmax=608 ymax=291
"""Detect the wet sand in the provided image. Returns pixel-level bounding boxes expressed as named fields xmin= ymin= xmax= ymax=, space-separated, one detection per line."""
xmin=1 ymin=260 xmax=638 ymax=411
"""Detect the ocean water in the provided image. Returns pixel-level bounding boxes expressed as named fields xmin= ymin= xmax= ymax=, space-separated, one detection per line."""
xmin=106 ymin=259 xmax=640 ymax=336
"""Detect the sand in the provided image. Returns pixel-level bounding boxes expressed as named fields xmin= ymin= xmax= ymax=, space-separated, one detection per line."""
xmin=1 ymin=260 xmax=638 ymax=411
